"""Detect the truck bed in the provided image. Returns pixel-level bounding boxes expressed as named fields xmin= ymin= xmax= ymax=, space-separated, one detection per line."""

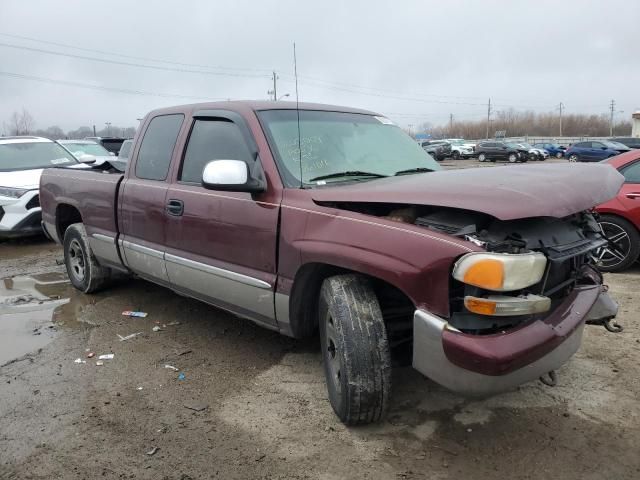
xmin=40 ymin=167 xmax=123 ymax=245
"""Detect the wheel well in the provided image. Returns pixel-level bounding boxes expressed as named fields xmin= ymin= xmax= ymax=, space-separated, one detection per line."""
xmin=56 ymin=204 xmax=82 ymax=241
xmin=288 ymin=263 xmax=415 ymax=364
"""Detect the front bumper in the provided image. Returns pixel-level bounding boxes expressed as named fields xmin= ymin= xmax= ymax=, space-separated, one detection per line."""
xmin=0 ymin=190 xmax=43 ymax=238
xmin=412 ymin=285 xmax=617 ymax=396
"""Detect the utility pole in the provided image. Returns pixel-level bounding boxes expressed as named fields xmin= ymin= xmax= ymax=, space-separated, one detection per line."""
xmin=609 ymin=99 xmax=616 ymax=136
xmin=558 ymin=102 xmax=564 ymax=137
xmin=449 ymin=113 xmax=453 ymax=133
xmin=486 ymin=98 xmax=492 ymax=139
xmin=105 ymin=122 xmax=112 ymax=136
xmin=267 ymin=71 xmax=278 ymax=101
xmin=92 ymin=125 xmax=96 ymax=136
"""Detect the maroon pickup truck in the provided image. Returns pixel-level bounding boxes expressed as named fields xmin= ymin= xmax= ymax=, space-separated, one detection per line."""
xmin=40 ymin=101 xmax=622 ymax=424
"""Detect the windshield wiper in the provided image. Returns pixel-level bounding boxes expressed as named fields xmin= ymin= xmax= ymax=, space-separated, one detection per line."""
xmin=394 ymin=167 xmax=434 ymax=176
xmin=308 ymin=171 xmax=388 ymax=182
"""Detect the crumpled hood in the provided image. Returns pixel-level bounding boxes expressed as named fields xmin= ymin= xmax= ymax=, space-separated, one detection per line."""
xmin=310 ymin=163 xmax=624 ymax=220
xmin=0 ymin=168 xmax=43 ymax=190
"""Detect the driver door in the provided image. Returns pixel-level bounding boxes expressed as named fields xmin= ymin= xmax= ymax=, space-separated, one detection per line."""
xmin=164 ymin=113 xmax=280 ymax=327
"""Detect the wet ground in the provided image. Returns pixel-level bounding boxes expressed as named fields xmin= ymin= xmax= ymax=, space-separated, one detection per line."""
xmin=1 ymin=158 xmax=639 ymax=479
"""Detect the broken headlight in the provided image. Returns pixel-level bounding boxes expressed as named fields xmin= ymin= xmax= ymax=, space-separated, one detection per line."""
xmin=453 ymin=252 xmax=547 ymax=292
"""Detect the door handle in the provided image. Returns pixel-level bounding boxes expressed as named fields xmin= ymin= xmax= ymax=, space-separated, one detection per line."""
xmin=625 ymin=193 xmax=640 ymax=200
xmin=166 ymin=199 xmax=184 ymax=216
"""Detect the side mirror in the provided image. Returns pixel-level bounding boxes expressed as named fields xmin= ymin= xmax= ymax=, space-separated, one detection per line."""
xmin=77 ymin=154 xmax=96 ymax=164
xmin=202 ymin=159 xmax=265 ymax=193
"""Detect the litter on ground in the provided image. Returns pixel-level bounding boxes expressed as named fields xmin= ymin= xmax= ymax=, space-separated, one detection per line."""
xmin=122 ymin=311 xmax=148 ymax=318
xmin=98 ymin=354 xmax=114 ymax=360
xmin=118 ymin=332 xmax=142 ymax=341
xmin=164 ymin=364 xmax=179 ymax=371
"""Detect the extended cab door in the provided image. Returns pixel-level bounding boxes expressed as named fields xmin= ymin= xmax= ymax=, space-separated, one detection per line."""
xmin=118 ymin=113 xmax=185 ymax=285
xmin=163 ymin=111 xmax=281 ymax=327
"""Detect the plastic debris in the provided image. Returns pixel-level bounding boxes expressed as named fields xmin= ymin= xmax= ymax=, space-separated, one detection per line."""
xmin=73 ymin=358 xmax=86 ymax=364
xmin=183 ymin=402 xmax=208 ymax=412
xmin=122 ymin=311 xmax=148 ymax=318
xmin=167 ymin=321 xmax=181 ymax=326
xmin=137 ymin=386 xmax=143 ymax=390
xmin=146 ymin=446 xmax=159 ymax=456
xmin=87 ymin=352 xmax=95 ymax=358
xmin=98 ymin=354 xmax=114 ymax=360
xmin=152 ymin=326 xmax=162 ymax=332
xmin=96 ymin=361 xmax=104 ymax=366
xmin=118 ymin=332 xmax=142 ymax=341
xmin=178 ymin=373 xmax=186 ymax=381
xmin=164 ymin=364 xmax=179 ymax=371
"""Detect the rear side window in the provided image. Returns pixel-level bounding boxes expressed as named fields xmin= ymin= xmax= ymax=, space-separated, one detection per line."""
xmin=179 ymin=119 xmax=253 ymax=183
xmin=135 ymin=114 xmax=184 ymax=180
xmin=621 ymin=161 xmax=640 ymax=183
xmin=591 ymin=142 xmax=604 ymax=149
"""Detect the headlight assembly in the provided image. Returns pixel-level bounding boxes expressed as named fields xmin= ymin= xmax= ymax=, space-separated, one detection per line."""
xmin=453 ymin=252 xmax=547 ymax=292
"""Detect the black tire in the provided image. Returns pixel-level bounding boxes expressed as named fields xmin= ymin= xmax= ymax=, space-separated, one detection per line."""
xmin=478 ymin=153 xmax=486 ymax=162
xmin=508 ymin=153 xmax=518 ymax=163
xmin=556 ymin=152 xmax=563 ymax=159
xmin=452 ymin=150 xmax=460 ymax=160
xmin=529 ymin=153 xmax=539 ymax=162
xmin=568 ymin=154 xmax=579 ymax=162
xmin=319 ymin=274 xmax=391 ymax=425
xmin=597 ymin=215 xmax=640 ymax=272
xmin=63 ymin=223 xmax=111 ymax=293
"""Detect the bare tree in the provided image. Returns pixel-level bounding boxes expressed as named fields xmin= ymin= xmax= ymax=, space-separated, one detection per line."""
xmin=6 ymin=108 xmax=35 ymax=135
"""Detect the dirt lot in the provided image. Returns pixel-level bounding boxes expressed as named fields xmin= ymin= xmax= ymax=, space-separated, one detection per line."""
xmin=1 ymin=158 xmax=640 ymax=479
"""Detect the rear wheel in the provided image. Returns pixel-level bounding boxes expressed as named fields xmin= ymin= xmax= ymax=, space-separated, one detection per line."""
xmin=63 ymin=223 xmax=111 ymax=293
xmin=478 ymin=153 xmax=486 ymax=162
xmin=319 ymin=274 xmax=391 ymax=425
xmin=596 ymin=215 xmax=640 ymax=272
xmin=568 ymin=154 xmax=579 ymax=162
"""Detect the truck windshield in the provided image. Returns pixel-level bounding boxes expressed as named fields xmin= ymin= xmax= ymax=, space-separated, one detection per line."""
xmin=258 ymin=110 xmax=440 ymax=187
xmin=0 ymin=141 xmax=77 ymax=172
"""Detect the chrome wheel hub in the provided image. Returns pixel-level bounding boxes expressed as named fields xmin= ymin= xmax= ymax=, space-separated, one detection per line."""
xmin=68 ymin=239 xmax=86 ymax=281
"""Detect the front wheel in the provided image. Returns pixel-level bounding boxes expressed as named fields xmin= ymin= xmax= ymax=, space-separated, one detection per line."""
xmin=556 ymin=152 xmax=563 ymax=159
xmin=478 ymin=153 xmax=486 ymax=162
xmin=63 ymin=223 xmax=111 ymax=293
xmin=508 ymin=153 xmax=518 ymax=163
xmin=568 ymin=154 xmax=579 ymax=162
xmin=452 ymin=150 xmax=460 ymax=160
xmin=596 ymin=215 xmax=640 ymax=272
xmin=319 ymin=274 xmax=391 ymax=425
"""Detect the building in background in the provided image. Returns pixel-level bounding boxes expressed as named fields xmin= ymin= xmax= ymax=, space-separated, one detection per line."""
xmin=632 ymin=111 xmax=640 ymax=137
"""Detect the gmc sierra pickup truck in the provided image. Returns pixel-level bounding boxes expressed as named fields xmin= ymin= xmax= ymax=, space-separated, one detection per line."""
xmin=40 ymin=101 xmax=622 ymax=425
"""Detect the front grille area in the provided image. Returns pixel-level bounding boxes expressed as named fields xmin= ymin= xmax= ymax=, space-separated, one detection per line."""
xmin=26 ymin=194 xmax=40 ymax=210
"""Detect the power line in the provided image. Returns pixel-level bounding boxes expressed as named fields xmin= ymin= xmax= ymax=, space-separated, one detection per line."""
xmin=0 ymin=70 xmax=228 ymax=101
xmin=0 ymin=31 xmax=273 ymax=74
xmin=0 ymin=42 xmax=270 ymax=79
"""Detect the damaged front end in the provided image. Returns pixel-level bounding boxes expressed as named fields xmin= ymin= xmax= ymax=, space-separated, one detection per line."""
xmin=327 ymin=201 xmax=620 ymax=395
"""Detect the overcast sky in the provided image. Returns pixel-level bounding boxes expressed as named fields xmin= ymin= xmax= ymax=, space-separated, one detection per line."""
xmin=1 ymin=0 xmax=638 ymax=132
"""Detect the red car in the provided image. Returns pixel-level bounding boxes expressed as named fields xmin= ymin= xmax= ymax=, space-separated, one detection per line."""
xmin=596 ymin=150 xmax=640 ymax=271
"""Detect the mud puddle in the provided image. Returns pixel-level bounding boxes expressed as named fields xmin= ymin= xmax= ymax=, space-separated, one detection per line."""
xmin=0 ymin=274 xmax=70 ymax=365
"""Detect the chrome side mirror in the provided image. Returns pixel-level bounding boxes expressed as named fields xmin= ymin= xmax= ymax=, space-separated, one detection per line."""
xmin=202 ymin=159 xmax=265 ymax=193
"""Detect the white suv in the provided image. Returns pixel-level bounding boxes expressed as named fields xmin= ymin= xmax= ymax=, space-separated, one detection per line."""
xmin=444 ymin=139 xmax=475 ymax=159
xmin=0 ymin=136 xmax=79 ymax=238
